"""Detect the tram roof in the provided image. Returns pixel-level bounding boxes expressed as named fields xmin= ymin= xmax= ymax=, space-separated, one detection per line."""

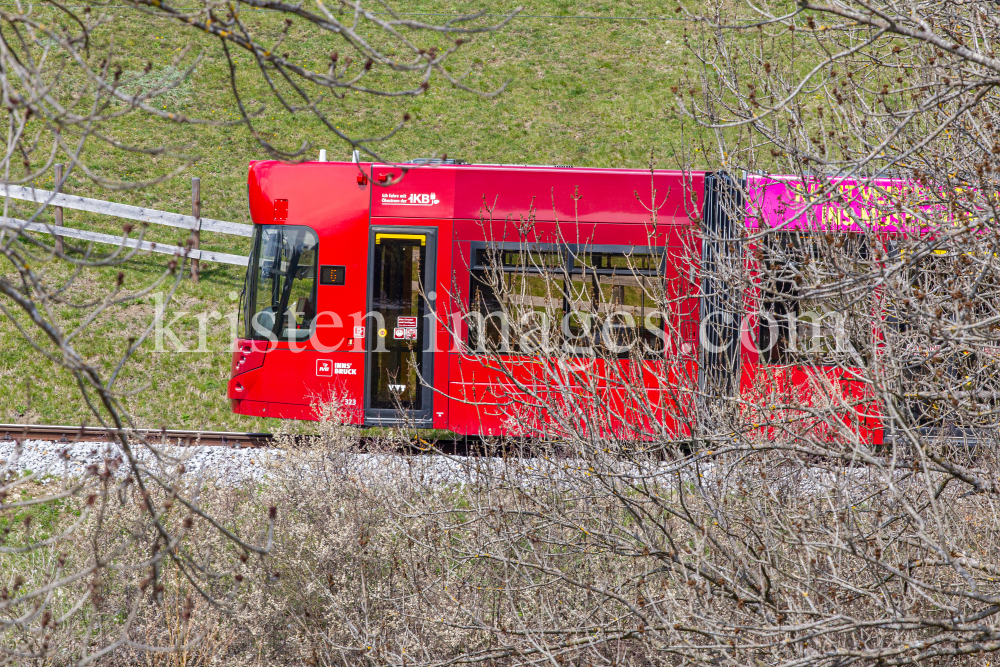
xmin=247 ymin=160 xmax=705 ymax=227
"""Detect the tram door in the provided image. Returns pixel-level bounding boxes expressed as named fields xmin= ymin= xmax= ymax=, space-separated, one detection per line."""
xmin=365 ymin=228 xmax=436 ymax=426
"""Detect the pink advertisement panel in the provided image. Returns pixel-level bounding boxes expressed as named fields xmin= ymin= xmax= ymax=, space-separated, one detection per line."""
xmin=744 ymin=174 xmax=942 ymax=233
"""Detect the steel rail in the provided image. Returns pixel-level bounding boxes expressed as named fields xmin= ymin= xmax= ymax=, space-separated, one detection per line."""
xmin=0 ymin=423 xmax=273 ymax=448
xmin=3 ymin=423 xmax=986 ymax=456
xmin=0 ymin=423 xmax=485 ymax=454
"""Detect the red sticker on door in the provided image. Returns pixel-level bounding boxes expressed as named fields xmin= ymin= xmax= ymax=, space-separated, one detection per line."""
xmin=397 ymin=317 xmax=417 ymax=328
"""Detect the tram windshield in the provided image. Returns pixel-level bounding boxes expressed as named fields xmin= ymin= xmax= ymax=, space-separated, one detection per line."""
xmin=246 ymin=224 xmax=319 ymax=342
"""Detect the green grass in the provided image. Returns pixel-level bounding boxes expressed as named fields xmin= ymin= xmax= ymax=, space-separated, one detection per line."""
xmin=0 ymin=1 xmax=717 ymax=432
xmin=0 ymin=477 xmax=82 ymax=543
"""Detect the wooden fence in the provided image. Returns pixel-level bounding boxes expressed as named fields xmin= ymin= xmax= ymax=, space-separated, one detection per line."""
xmin=0 ymin=179 xmax=253 ymax=267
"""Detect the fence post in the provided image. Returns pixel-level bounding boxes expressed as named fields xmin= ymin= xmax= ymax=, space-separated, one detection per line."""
xmin=54 ymin=163 xmax=63 ymax=254
xmin=191 ymin=177 xmax=201 ymax=282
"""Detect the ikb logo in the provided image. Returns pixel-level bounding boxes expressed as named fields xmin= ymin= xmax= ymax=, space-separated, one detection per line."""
xmin=407 ymin=193 xmax=438 ymax=205
xmin=381 ymin=192 xmax=440 ymax=206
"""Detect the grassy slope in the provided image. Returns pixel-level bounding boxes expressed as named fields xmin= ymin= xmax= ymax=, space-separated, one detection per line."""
xmin=0 ymin=1 xmax=711 ymax=432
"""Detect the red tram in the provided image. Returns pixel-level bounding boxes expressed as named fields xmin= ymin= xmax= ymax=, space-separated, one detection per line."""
xmin=228 ymin=160 xmax=886 ymax=439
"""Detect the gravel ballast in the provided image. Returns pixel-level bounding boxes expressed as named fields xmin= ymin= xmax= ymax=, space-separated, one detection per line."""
xmin=0 ymin=439 xmax=282 ymax=486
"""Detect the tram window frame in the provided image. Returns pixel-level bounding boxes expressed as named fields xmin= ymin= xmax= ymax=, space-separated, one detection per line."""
xmin=756 ymin=231 xmax=871 ymax=366
xmin=245 ymin=224 xmax=320 ymax=342
xmin=466 ymin=242 xmax=668 ymax=358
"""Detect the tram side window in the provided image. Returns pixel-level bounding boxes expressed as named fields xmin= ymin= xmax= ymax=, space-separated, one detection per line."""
xmin=757 ymin=232 xmax=869 ymax=365
xmin=467 ymin=246 xmax=665 ymax=357
xmin=567 ymin=250 xmax=665 ymax=355
xmin=248 ymin=225 xmax=319 ymax=342
xmin=469 ymin=250 xmax=565 ymax=354
xmin=897 ymin=250 xmax=999 ymax=427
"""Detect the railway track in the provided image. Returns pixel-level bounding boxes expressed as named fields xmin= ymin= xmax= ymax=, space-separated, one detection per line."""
xmin=0 ymin=423 xmax=274 ymax=448
xmin=0 ymin=423 xmax=484 ymax=454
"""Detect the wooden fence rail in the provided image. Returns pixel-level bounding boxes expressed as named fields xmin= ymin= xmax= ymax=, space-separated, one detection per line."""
xmin=0 ymin=182 xmax=253 ymax=267
xmin=0 ymin=218 xmax=250 ymax=266
xmin=2 ymin=185 xmax=253 ymax=237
